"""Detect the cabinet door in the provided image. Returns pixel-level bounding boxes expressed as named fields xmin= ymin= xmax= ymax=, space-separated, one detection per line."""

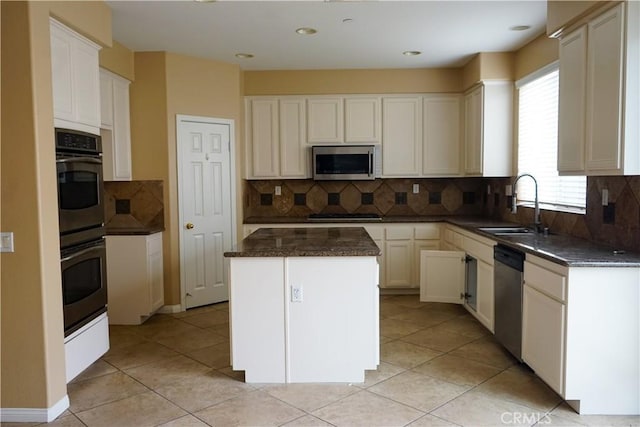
xmin=73 ymin=38 xmax=101 ymax=128
xmin=307 ymin=98 xmax=344 ymax=143
xmin=464 ymin=87 xmax=483 ymax=175
xmin=423 ymin=95 xmax=462 ymax=175
xmin=475 ymin=260 xmax=494 ymax=332
xmin=586 ymin=3 xmax=624 ymax=172
xmin=382 ymin=97 xmax=422 ymax=176
xmin=522 ymin=284 xmax=565 ymax=395
xmin=384 ymin=240 xmax=413 ymax=287
xmin=111 ymin=77 xmax=132 ymax=181
xmin=248 ymin=99 xmax=279 ymax=178
xmin=279 ymin=98 xmax=308 ymax=178
xmin=414 ymin=240 xmax=440 ymax=287
xmin=345 ymin=97 xmax=381 ymax=143
xmin=100 ymin=71 xmax=114 ymax=129
xmin=50 ymin=22 xmax=75 ymax=123
xmin=420 ymin=250 xmax=465 ymax=303
xmin=558 ymin=27 xmax=587 ymax=173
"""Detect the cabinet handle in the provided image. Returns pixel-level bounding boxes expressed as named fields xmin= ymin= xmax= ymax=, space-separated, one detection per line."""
xmin=185 ymin=223 xmax=194 ymax=230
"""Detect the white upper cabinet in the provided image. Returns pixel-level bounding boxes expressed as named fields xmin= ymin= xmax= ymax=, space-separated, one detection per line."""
xmin=558 ymin=2 xmax=640 ymax=175
xmin=382 ymin=97 xmax=423 ymax=177
xmin=423 ymin=95 xmax=463 ymax=176
xmin=100 ymin=69 xmax=132 ymax=181
xmin=464 ymin=81 xmax=514 ymax=177
xmin=245 ymin=97 xmax=308 ymax=179
xmin=558 ymin=27 xmax=587 ymax=172
xmin=50 ymin=18 xmax=101 ymax=135
xmin=307 ymin=97 xmax=344 ymax=143
xmin=344 ymin=96 xmax=382 ymax=143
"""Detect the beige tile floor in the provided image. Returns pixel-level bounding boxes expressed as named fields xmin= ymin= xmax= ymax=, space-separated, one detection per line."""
xmin=18 ymin=295 xmax=640 ymax=427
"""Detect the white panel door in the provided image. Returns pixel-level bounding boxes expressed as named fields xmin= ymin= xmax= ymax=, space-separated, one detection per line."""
xmin=423 ymin=95 xmax=462 ymax=175
xmin=345 ymin=97 xmax=381 ymax=143
xmin=382 ymin=97 xmax=422 ymax=176
xmin=279 ymin=98 xmax=308 ymax=177
xmin=464 ymin=87 xmax=483 ymax=175
xmin=50 ymin=22 xmax=75 ymax=122
xmin=307 ymin=97 xmax=344 ymax=143
xmin=179 ymin=119 xmax=233 ymax=308
xmin=420 ymin=250 xmax=465 ymax=303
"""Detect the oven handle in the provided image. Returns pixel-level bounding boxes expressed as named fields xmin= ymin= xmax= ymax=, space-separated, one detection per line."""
xmin=61 ymin=245 xmax=103 ymax=263
xmin=56 ymin=157 xmax=102 ymax=165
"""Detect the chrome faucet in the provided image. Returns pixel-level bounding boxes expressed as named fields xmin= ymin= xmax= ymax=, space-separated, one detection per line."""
xmin=511 ymin=173 xmax=542 ymax=232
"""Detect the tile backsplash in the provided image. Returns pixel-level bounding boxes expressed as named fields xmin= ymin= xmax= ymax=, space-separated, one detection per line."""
xmin=246 ymin=175 xmax=640 ymax=253
xmin=245 ymin=178 xmax=486 ymax=218
xmin=104 ymin=180 xmax=164 ymax=230
xmin=483 ymin=175 xmax=640 ymax=253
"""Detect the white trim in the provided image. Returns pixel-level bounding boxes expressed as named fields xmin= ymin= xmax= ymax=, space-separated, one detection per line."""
xmin=515 ymin=61 xmax=560 ymax=89
xmin=0 ymin=395 xmax=69 ymax=423
xmin=156 ymin=304 xmax=182 ymax=314
xmin=175 ymin=115 xmax=237 ymax=311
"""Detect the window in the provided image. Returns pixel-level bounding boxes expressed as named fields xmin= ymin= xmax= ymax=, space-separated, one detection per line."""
xmin=516 ymin=63 xmax=586 ymax=212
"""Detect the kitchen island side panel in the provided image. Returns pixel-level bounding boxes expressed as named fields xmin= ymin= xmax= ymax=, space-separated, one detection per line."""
xmin=229 ymin=257 xmax=286 ymax=383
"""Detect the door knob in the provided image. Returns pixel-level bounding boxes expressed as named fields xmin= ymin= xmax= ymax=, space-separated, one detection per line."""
xmin=185 ymin=223 xmax=194 ymax=230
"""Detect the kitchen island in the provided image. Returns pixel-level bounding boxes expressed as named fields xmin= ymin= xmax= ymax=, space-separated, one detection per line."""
xmin=224 ymin=227 xmax=381 ymax=383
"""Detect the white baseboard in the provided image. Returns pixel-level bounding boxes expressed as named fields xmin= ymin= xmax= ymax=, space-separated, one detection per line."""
xmin=157 ymin=304 xmax=182 ymax=314
xmin=0 ymin=394 xmax=69 ymax=423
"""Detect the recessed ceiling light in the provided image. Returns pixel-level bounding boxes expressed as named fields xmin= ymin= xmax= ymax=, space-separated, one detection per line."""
xmin=403 ymin=51 xmax=421 ymax=56
xmin=510 ymin=25 xmax=531 ymax=31
xmin=235 ymin=53 xmax=254 ymax=59
xmin=295 ymin=27 xmax=318 ymax=35
xmin=193 ymin=0 xmax=217 ymax=3
xmin=342 ymin=18 xmax=353 ymax=24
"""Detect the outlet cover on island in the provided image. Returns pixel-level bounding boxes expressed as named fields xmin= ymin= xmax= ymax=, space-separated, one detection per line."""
xmin=412 ymin=183 xmax=419 ymax=194
xmin=275 ymin=185 xmax=281 ymax=196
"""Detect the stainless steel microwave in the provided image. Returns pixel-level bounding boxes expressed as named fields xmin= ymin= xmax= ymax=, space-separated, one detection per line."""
xmin=312 ymin=145 xmax=380 ymax=180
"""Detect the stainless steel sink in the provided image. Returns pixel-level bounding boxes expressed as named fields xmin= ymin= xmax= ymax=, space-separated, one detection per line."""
xmin=478 ymin=227 xmax=534 ymax=236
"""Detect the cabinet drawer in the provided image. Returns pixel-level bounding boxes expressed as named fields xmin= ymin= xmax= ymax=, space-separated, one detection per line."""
xmin=414 ymin=225 xmax=440 ymax=240
xmin=524 ymin=261 xmax=566 ymax=302
xmin=463 ymin=236 xmax=494 ymax=265
xmin=385 ymin=226 xmax=413 ymax=240
xmin=364 ymin=226 xmax=384 ymax=240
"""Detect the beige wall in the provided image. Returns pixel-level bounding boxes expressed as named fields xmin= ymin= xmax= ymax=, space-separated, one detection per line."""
xmin=546 ymin=0 xmax=613 ymax=36
xmin=244 ymin=68 xmax=464 ymax=95
xmin=462 ymin=52 xmax=515 ymax=91
xmin=99 ymin=40 xmax=135 ymax=81
xmin=130 ymin=52 xmax=243 ymax=305
xmin=514 ymin=33 xmax=559 ymax=81
xmin=1 ymin=0 xmax=111 ymax=411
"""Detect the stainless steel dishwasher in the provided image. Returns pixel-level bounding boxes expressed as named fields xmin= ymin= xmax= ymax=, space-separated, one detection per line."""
xmin=494 ymin=244 xmax=525 ymax=361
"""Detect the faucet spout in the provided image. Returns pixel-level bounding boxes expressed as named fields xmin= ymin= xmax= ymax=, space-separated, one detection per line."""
xmin=512 ymin=173 xmax=541 ymax=231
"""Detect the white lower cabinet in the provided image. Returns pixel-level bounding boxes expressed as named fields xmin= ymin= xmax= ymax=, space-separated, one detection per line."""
xmin=523 ymin=254 xmax=640 ymax=415
xmin=106 ymin=232 xmax=165 ymax=325
xmin=421 ymin=225 xmax=495 ymax=331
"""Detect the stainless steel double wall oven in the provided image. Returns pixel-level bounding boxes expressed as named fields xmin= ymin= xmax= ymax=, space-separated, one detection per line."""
xmin=56 ymin=128 xmax=107 ymax=337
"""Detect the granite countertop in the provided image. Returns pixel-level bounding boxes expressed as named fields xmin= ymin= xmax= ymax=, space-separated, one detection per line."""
xmin=242 ymin=216 xmax=640 ymax=267
xmin=224 ymin=227 xmax=381 ymax=257
xmin=106 ymin=226 xmax=165 ymax=236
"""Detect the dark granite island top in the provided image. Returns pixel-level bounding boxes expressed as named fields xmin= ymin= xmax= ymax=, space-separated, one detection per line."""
xmin=224 ymin=227 xmax=381 ymax=258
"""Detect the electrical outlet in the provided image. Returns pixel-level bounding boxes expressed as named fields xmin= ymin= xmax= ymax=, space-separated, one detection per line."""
xmin=291 ymin=284 xmax=303 ymax=302
xmin=602 ymin=189 xmax=609 ymax=206
xmin=0 ymin=232 xmax=14 ymax=253
xmin=275 ymin=185 xmax=282 ymax=196
xmin=412 ymin=183 xmax=419 ymax=194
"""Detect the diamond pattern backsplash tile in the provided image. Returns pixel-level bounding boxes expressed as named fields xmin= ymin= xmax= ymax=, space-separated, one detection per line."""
xmin=245 ymin=178 xmax=485 ymax=218
xmin=104 ymin=180 xmax=164 ymax=230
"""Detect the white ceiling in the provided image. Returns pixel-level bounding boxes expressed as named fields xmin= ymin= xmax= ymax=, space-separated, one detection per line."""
xmin=107 ymin=0 xmax=548 ymax=71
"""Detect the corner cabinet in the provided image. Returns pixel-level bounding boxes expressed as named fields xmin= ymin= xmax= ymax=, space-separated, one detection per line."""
xmin=558 ymin=2 xmax=640 ymax=175
xmin=100 ymin=69 xmax=132 ymax=181
xmin=420 ymin=225 xmax=496 ymax=332
xmin=106 ymin=233 xmax=165 ymax=325
xmin=464 ymin=81 xmax=513 ymax=177
xmin=50 ymin=18 xmax=101 ymax=135
xmin=522 ymin=254 xmax=640 ymax=415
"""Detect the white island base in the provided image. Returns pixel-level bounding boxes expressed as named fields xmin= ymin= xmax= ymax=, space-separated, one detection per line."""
xmin=229 ymin=256 xmax=379 ymax=383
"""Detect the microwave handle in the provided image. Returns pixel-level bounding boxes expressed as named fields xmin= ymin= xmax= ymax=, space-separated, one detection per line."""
xmin=369 ymin=152 xmax=373 ymax=177
xmin=56 ymin=157 xmax=102 ymax=165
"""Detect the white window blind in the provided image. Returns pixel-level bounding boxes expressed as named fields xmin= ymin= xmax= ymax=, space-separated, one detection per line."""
xmin=517 ymin=65 xmax=586 ymax=210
